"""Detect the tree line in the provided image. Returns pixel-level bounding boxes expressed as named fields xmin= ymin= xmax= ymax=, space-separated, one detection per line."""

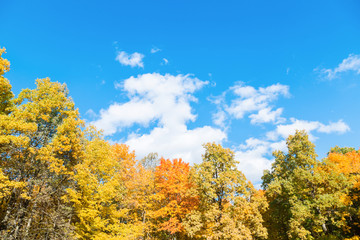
xmin=0 ymin=48 xmax=359 ymax=239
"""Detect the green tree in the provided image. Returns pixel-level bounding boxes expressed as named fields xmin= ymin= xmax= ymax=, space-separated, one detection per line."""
xmin=184 ymin=143 xmax=267 ymax=240
xmin=262 ymin=130 xmax=349 ymax=240
xmin=328 ymin=146 xmax=357 ymax=155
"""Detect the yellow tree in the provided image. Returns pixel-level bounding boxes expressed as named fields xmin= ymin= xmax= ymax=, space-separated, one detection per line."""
xmin=0 ymin=48 xmax=26 ymax=205
xmin=66 ymin=138 xmax=154 ymax=240
xmin=113 ymin=143 xmax=150 ymax=239
xmin=0 ymin=47 xmax=84 ymax=239
xmin=65 ymin=128 xmax=125 ymax=240
xmin=0 ymin=48 xmax=13 ymax=114
xmin=184 ymin=143 xmax=268 ymax=240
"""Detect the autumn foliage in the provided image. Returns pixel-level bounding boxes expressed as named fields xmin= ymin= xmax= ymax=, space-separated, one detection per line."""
xmin=152 ymin=158 xmax=198 ymax=238
xmin=1 ymin=48 xmax=360 ymax=239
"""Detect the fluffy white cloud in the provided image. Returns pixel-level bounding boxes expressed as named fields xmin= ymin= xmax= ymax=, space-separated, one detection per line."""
xmin=227 ymin=83 xmax=289 ymax=119
xmin=236 ymin=138 xmax=273 ymax=183
xmin=235 ymin=137 xmax=287 ymax=186
xmin=92 ymin=73 xmax=226 ymax=163
xmin=126 ymin=125 xmax=226 ymax=164
xmin=212 ymin=83 xmax=289 ymax=127
xmin=115 ymin=51 xmax=144 ymax=68
xmin=320 ymin=54 xmax=360 ymax=79
xmin=318 ymin=120 xmax=350 ymax=133
xmin=249 ymin=107 xmax=285 ymax=124
xmin=92 ymin=73 xmax=207 ymax=135
xmin=91 ymin=100 xmax=156 ymax=135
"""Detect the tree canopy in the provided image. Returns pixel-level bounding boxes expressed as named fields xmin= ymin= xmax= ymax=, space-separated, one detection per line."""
xmin=0 ymin=47 xmax=359 ymax=239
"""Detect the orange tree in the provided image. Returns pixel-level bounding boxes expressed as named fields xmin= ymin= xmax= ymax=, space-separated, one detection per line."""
xmin=326 ymin=148 xmax=360 ymax=237
xmin=151 ymin=158 xmax=198 ymax=239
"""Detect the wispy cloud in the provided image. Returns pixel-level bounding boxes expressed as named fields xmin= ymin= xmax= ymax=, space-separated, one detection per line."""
xmin=162 ymin=58 xmax=169 ymax=65
xmin=319 ymin=54 xmax=360 ymax=80
xmin=266 ymin=118 xmax=350 ymax=141
xmin=211 ymin=83 xmax=290 ymax=127
xmin=85 ymin=109 xmax=98 ymax=120
xmin=115 ymin=51 xmax=144 ymax=68
xmin=150 ymin=46 xmax=161 ymax=54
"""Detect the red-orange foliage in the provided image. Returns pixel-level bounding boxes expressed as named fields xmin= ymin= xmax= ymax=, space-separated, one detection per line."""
xmin=153 ymin=158 xmax=198 ymax=236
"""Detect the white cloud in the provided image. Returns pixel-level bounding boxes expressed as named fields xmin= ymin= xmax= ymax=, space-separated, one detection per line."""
xmin=212 ymin=110 xmax=227 ymax=128
xmin=162 ymin=58 xmax=169 ymax=65
xmin=226 ymin=83 xmax=289 ymax=119
xmin=267 ymin=118 xmax=350 ymax=141
xmin=213 ymin=83 xmax=289 ymax=126
xmin=91 ymin=100 xmax=156 ymax=135
xmin=126 ymin=125 xmax=226 ymax=165
xmin=150 ymin=47 xmax=161 ymax=54
xmin=92 ymin=73 xmax=206 ymax=135
xmin=115 ymin=51 xmax=144 ymax=68
xmin=91 ymin=73 xmax=225 ymax=164
xmin=249 ymin=107 xmax=285 ymax=124
xmin=318 ymin=120 xmax=350 ymax=133
xmin=320 ymin=54 xmax=360 ymax=80
xmin=235 ymin=138 xmax=283 ymax=184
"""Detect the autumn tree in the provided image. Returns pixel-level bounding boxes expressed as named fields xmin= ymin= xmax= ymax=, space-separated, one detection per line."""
xmin=66 ymin=139 xmax=157 ymax=240
xmin=0 ymin=47 xmax=85 ymax=239
xmin=0 ymin=48 xmax=13 ymax=114
xmin=184 ymin=143 xmax=268 ymax=240
xmin=0 ymin=48 xmax=27 ymax=234
xmin=65 ymin=129 xmax=128 ymax=240
xmin=262 ymin=130 xmax=349 ymax=240
xmin=113 ymin=143 xmax=153 ymax=239
xmin=150 ymin=158 xmax=198 ymax=239
xmin=326 ymin=149 xmax=360 ymax=238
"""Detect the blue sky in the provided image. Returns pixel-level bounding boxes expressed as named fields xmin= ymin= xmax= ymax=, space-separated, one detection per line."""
xmin=1 ymin=0 xmax=360 ymax=185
